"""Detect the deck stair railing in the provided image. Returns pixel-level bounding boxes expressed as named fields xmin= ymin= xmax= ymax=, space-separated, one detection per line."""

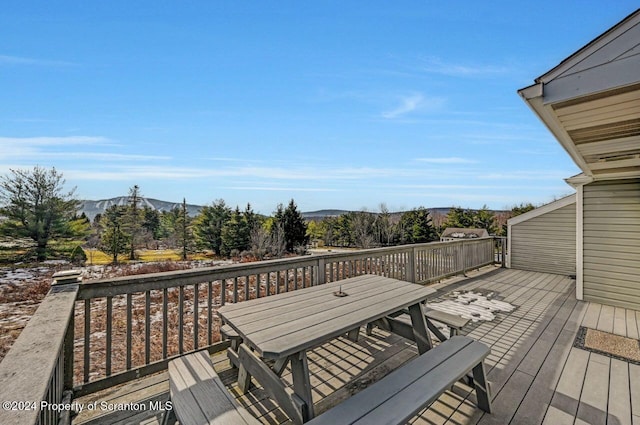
xmin=0 ymin=237 xmax=505 ymax=425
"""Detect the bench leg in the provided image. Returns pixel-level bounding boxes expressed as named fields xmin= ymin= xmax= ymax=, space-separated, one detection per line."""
xmin=161 ymin=407 xmax=176 ymax=425
xmin=273 ymin=357 xmax=288 ymax=377
xmin=472 ymin=362 xmax=492 ymax=413
xmin=347 ymin=327 xmax=360 ymax=342
xmin=408 ymin=303 xmax=433 ymax=353
xmin=366 ymin=323 xmax=374 ymax=335
xmin=290 ymin=351 xmax=315 ymax=422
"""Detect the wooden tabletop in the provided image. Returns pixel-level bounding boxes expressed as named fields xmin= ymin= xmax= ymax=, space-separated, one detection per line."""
xmin=218 ymin=274 xmax=436 ymax=359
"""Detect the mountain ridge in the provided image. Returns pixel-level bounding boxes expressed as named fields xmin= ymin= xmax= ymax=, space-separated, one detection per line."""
xmin=79 ymin=197 xmax=507 ymax=221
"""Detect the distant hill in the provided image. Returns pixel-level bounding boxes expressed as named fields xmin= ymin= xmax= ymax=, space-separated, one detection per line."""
xmin=302 ymin=209 xmax=350 ymax=220
xmin=79 ymin=200 xmax=507 ymax=222
xmin=79 ymin=197 xmax=203 ymax=220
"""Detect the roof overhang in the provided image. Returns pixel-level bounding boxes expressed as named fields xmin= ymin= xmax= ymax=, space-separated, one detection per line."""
xmin=518 ymin=9 xmax=640 ymax=181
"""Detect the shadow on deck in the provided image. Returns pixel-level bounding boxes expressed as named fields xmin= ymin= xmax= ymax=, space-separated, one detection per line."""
xmin=73 ymin=267 xmax=640 ymax=425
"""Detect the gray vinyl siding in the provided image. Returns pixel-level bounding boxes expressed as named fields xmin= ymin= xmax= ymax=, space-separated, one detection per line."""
xmin=510 ymin=203 xmax=576 ymax=275
xmin=583 ymin=179 xmax=640 ymax=309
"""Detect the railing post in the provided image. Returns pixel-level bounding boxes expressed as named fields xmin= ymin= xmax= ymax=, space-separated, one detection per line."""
xmin=53 ymin=270 xmax=82 ymax=393
xmin=501 ymin=237 xmax=507 ymax=268
xmin=408 ymin=246 xmax=417 ymax=283
xmin=317 ymin=257 xmax=326 ymax=285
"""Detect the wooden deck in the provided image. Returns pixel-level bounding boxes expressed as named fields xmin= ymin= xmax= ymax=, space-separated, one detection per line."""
xmin=73 ymin=266 xmax=640 ymax=425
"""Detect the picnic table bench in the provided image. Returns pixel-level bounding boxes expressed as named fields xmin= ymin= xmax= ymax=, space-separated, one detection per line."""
xmin=367 ymin=306 xmax=471 ymax=343
xmin=164 ymin=336 xmax=491 ymax=425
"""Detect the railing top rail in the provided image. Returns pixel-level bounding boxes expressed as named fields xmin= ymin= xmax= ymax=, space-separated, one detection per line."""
xmin=77 ymin=237 xmax=498 ymax=299
xmin=0 ymin=281 xmax=78 ymax=424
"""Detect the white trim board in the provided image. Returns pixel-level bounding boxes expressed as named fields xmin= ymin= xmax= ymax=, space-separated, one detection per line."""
xmin=507 ymin=194 xmax=576 ymax=226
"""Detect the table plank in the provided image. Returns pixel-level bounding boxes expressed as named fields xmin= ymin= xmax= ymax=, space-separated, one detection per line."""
xmin=220 ymin=275 xmax=435 ymax=359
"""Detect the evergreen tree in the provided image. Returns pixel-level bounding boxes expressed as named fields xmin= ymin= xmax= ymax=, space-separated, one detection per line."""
xmin=220 ymin=207 xmax=250 ymax=256
xmin=176 ymin=198 xmax=193 ymax=260
xmin=0 ymin=166 xmax=80 ymax=261
xmin=100 ymin=205 xmax=130 ymax=264
xmin=398 ymin=207 xmax=437 ymax=243
xmin=124 ymin=185 xmax=143 ymax=260
xmin=273 ymin=199 xmax=308 ymax=252
xmin=474 ymin=205 xmax=497 ymax=234
xmin=142 ymin=206 xmax=161 ymax=239
xmin=444 ymin=206 xmax=475 ymax=229
xmin=193 ymin=199 xmax=232 ymax=255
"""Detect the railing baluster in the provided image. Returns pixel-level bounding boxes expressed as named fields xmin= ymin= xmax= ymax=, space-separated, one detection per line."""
xmin=106 ymin=296 xmax=112 ymax=376
xmin=208 ymin=281 xmax=213 ymax=346
xmin=145 ymin=290 xmax=151 ymax=364
xmin=193 ymin=283 xmax=199 ymax=350
xmin=126 ymin=293 xmax=132 ymax=370
xmin=84 ymin=299 xmax=90 ymax=383
xmin=178 ymin=286 xmax=184 ymax=354
xmin=233 ymin=277 xmax=239 ymax=303
xmin=50 ymin=238 xmax=498 ymax=394
xmin=162 ymin=288 xmax=168 ymax=359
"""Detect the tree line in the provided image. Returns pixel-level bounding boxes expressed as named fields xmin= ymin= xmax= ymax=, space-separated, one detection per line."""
xmin=0 ymin=166 xmax=535 ymax=263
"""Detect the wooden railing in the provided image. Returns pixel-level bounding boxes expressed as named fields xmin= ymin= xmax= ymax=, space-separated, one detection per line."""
xmin=0 ymin=272 xmax=79 ymax=425
xmin=0 ymin=237 xmax=504 ymax=424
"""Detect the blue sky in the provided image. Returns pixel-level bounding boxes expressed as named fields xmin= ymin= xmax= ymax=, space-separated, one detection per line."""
xmin=1 ymin=2 xmax=637 ymax=214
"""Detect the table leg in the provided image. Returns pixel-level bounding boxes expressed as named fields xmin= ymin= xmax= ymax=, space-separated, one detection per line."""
xmin=237 ymin=345 xmax=306 ymax=424
xmin=408 ymin=302 xmax=433 ymax=354
xmin=290 ymin=351 xmax=315 ymax=421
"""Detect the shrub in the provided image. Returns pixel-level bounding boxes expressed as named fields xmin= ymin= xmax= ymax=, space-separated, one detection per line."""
xmin=70 ymin=245 xmax=87 ymax=265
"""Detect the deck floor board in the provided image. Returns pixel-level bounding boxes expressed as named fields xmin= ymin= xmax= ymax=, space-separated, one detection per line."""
xmin=72 ymin=267 xmax=640 ymax=425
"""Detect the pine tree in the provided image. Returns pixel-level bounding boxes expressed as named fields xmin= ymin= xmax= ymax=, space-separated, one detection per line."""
xmin=0 ymin=166 xmax=80 ymax=261
xmin=220 ymin=207 xmax=250 ymax=256
xmin=276 ymin=199 xmax=308 ymax=253
xmin=125 ymin=185 xmax=143 ymax=260
xmin=100 ymin=205 xmax=130 ymax=264
xmin=176 ymin=198 xmax=193 ymax=260
xmin=193 ymin=199 xmax=232 ymax=255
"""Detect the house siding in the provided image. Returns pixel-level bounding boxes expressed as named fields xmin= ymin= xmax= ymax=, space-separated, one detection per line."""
xmin=510 ymin=203 xmax=576 ymax=275
xmin=583 ymin=179 xmax=640 ymax=309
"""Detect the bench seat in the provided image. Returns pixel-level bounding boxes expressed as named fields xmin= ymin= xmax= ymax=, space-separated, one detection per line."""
xmin=306 ymin=335 xmax=491 ymax=425
xmin=164 ymin=350 xmax=260 ymax=425
xmin=166 ymin=336 xmax=491 ymax=425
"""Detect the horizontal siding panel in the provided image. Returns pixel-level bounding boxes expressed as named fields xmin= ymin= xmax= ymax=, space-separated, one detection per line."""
xmin=583 ymin=256 xmax=640 ymax=269
xmin=583 ymin=238 xmax=640 ymax=249
xmin=584 ymin=275 xmax=640 ymax=292
xmin=584 ymin=217 xmax=640 ymax=225
xmin=584 ymin=204 xmax=640 ymax=212
xmin=584 ymin=230 xmax=640 ymax=240
xmin=583 ymin=294 xmax=640 ymax=311
xmin=586 ymin=210 xmax=640 ymax=219
xmin=583 ymin=179 xmax=640 ymax=309
xmin=583 ymin=291 xmax=640 ymax=310
xmin=510 ymin=202 xmax=575 ymax=275
xmin=585 ymin=265 xmax=640 ymax=282
xmin=584 ymin=246 xmax=640 ymax=262
xmin=584 ymin=285 xmax=640 ymax=301
xmin=582 ymin=224 xmax=640 ymax=233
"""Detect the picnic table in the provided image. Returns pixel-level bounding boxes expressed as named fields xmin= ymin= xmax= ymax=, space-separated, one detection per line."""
xmin=218 ymin=274 xmax=437 ymax=423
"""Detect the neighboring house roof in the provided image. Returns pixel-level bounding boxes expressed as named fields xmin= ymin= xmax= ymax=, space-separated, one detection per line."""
xmin=507 ymin=194 xmax=576 ymax=226
xmin=441 ymin=228 xmax=489 ymax=239
xmin=518 ymin=8 xmax=640 ymax=180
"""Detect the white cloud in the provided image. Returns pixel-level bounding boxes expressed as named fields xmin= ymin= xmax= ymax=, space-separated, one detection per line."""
xmin=0 ymin=54 xmax=77 ymax=67
xmin=415 ymin=157 xmax=479 ymax=164
xmin=0 ymin=136 xmax=108 ymax=146
xmin=420 ymin=57 xmax=510 ymax=77
xmin=226 ymin=186 xmax=338 ymax=192
xmin=382 ymin=94 xmax=425 ymax=119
